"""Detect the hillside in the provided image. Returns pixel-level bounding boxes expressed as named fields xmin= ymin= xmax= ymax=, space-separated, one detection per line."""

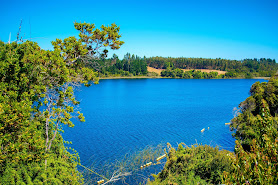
xmin=147 ymin=66 xmax=227 ymax=75
xmin=100 ymin=55 xmax=277 ymax=79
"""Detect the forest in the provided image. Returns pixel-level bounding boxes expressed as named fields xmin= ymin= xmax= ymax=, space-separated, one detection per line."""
xmin=147 ymin=57 xmax=278 ymax=78
xmin=0 ymin=21 xmax=124 ymax=184
xmin=98 ymin=55 xmax=278 ymax=79
xmin=97 ymin=53 xmax=148 ymax=77
xmin=0 ymin=21 xmax=278 ymax=184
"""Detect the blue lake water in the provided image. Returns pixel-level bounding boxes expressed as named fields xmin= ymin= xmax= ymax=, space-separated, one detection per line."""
xmin=62 ymin=78 xmax=267 ymax=177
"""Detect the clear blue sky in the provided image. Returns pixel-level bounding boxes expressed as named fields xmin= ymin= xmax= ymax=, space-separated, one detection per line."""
xmin=1 ymin=0 xmax=278 ymax=60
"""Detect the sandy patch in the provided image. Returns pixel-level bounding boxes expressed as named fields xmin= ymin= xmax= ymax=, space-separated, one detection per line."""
xmin=147 ymin=67 xmax=163 ymax=75
xmin=182 ymin=69 xmax=227 ymax=75
xmin=147 ymin=67 xmax=227 ymax=75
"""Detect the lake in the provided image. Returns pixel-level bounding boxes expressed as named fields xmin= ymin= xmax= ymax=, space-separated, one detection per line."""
xmin=62 ymin=78 xmax=267 ymax=183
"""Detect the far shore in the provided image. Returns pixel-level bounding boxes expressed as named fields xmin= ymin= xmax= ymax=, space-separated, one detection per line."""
xmin=252 ymin=77 xmax=271 ymax=80
xmin=99 ymin=76 xmax=162 ymax=80
xmin=147 ymin=66 xmax=227 ymax=75
xmin=99 ymin=76 xmax=270 ymax=80
xmin=99 ymin=66 xmax=271 ymax=80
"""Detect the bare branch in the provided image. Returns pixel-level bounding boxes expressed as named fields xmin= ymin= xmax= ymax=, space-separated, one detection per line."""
xmin=102 ymin=169 xmax=132 ymax=185
xmin=47 ymin=118 xmax=60 ymax=151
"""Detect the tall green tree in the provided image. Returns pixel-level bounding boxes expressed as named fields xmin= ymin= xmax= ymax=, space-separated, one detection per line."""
xmin=222 ymin=76 xmax=278 ymax=184
xmin=224 ymin=99 xmax=278 ymax=184
xmin=230 ymin=77 xmax=278 ymax=150
xmin=0 ymin=21 xmax=124 ymax=184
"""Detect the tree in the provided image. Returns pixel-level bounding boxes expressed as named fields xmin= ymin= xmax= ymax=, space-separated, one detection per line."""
xmin=52 ymin=22 xmax=124 ymax=71
xmin=145 ymin=56 xmax=278 ymax=78
xmin=42 ymin=21 xmax=124 ymax=170
xmin=150 ymin=143 xmax=233 ymax=185
xmin=0 ymin=40 xmax=85 ymax=184
xmin=0 ymin=21 xmax=124 ymax=184
xmin=223 ymin=99 xmax=278 ymax=184
xmin=74 ymin=21 xmax=124 ymax=59
xmin=230 ymin=78 xmax=278 ymax=150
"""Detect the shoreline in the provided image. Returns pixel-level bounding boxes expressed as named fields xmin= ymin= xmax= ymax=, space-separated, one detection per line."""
xmin=99 ymin=76 xmax=162 ymax=80
xmin=99 ymin=76 xmax=270 ymax=80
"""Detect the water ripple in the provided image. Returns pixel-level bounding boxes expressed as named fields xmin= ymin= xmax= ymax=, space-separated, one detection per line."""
xmin=63 ymin=79 xmax=267 ymax=170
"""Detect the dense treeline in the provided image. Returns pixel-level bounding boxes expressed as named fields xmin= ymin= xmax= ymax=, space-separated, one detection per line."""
xmin=150 ymin=77 xmax=278 ymax=184
xmin=0 ymin=40 xmax=87 ymax=184
xmin=147 ymin=57 xmax=278 ymax=78
xmin=97 ymin=53 xmax=148 ymax=77
xmin=96 ymin=55 xmax=277 ymax=79
xmin=0 ymin=21 xmax=123 ymax=184
xmin=161 ymin=69 xmax=220 ymax=79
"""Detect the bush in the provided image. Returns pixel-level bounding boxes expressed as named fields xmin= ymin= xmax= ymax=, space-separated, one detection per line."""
xmin=149 ymin=144 xmax=233 ymax=184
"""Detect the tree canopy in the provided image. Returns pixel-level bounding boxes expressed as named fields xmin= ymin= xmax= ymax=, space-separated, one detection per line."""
xmin=147 ymin=57 xmax=278 ymax=78
xmin=0 ymin=21 xmax=124 ymax=184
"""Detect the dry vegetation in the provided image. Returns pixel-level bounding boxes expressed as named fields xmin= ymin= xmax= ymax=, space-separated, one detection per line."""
xmin=147 ymin=67 xmax=227 ymax=75
xmin=147 ymin=67 xmax=163 ymax=75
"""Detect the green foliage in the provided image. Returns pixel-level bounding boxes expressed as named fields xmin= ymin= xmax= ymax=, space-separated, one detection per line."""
xmin=223 ymin=138 xmax=278 ymax=184
xmin=230 ymin=77 xmax=278 ymax=150
xmin=161 ymin=69 xmax=220 ymax=79
xmin=147 ymin=57 xmax=278 ymax=78
xmin=0 ymin=21 xmax=123 ymax=184
xmin=74 ymin=22 xmax=124 ymax=56
xmin=99 ymin=53 xmax=148 ymax=77
xmin=94 ymin=54 xmax=277 ymax=79
xmin=224 ymin=96 xmax=278 ymax=184
xmin=149 ymin=171 xmax=207 ymax=185
xmin=149 ymin=143 xmax=233 ymax=185
xmin=0 ymin=40 xmax=85 ymax=184
xmin=1 ymin=135 xmax=83 ymax=185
